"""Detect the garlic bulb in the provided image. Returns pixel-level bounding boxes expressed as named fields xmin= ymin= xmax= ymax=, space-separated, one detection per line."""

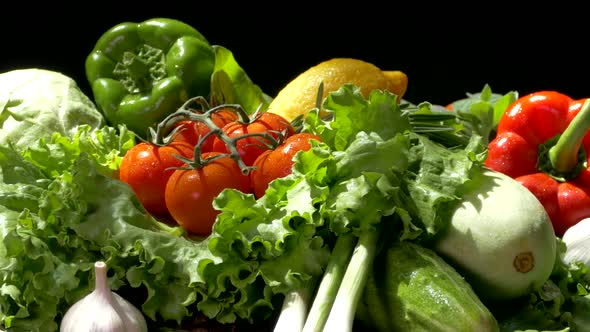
xmin=562 ymin=218 xmax=590 ymax=268
xmin=60 ymin=261 xmax=148 ymax=332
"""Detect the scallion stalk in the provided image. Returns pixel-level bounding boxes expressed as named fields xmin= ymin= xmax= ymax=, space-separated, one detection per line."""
xmin=321 ymin=231 xmax=379 ymax=332
xmin=302 ymin=233 xmax=356 ymax=332
xmin=273 ymin=278 xmax=317 ymax=332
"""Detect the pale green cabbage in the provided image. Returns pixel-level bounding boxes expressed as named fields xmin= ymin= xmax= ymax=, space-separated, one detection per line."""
xmin=0 ymin=68 xmax=105 ymax=150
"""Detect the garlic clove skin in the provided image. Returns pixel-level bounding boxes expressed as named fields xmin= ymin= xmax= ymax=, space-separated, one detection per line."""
xmin=562 ymin=218 xmax=590 ymax=268
xmin=60 ymin=261 xmax=148 ymax=332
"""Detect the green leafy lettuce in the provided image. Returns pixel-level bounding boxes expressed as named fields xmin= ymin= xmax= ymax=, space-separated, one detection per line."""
xmin=0 ymin=125 xmax=211 ymax=331
xmin=200 ymin=84 xmax=485 ymax=325
xmin=0 ymin=84 xmax=486 ymax=331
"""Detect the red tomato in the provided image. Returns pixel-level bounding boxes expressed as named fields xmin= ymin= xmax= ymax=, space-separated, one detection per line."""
xmin=211 ymin=112 xmax=295 ymax=166
xmin=164 ymin=152 xmax=251 ymax=236
xmin=250 ymin=133 xmax=321 ymax=198
xmin=172 ymin=109 xmax=238 ymax=151
xmin=119 ymin=141 xmax=195 ymax=217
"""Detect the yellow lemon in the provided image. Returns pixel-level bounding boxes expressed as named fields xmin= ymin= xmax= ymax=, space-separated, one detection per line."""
xmin=267 ymin=58 xmax=408 ymax=121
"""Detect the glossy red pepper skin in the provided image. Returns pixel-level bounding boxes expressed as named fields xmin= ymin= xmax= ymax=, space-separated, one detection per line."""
xmin=485 ymin=91 xmax=590 ymax=236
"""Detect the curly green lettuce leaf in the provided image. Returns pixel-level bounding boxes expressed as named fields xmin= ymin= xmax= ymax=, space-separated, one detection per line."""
xmin=325 ymin=131 xmax=411 ymax=235
xmin=0 ymin=143 xmax=48 ymax=186
xmin=404 ymin=132 xmax=486 ymax=238
xmin=22 ymin=124 xmax=135 ymax=178
xmin=304 ymin=84 xmax=411 ymax=151
xmin=200 ymin=168 xmax=332 ymax=323
xmin=0 ymin=153 xmax=214 ymax=330
xmin=0 ymin=129 xmax=217 ymax=331
xmin=306 ymin=85 xmax=484 ymax=239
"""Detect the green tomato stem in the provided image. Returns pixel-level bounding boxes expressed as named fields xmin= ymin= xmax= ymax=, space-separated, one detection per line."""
xmin=113 ymin=44 xmax=166 ymax=94
xmin=549 ymin=99 xmax=590 ymax=173
xmin=122 ymin=52 xmax=149 ymax=80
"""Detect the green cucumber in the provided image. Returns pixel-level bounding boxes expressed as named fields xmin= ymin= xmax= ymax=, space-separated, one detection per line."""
xmin=356 ymin=240 xmax=499 ymax=332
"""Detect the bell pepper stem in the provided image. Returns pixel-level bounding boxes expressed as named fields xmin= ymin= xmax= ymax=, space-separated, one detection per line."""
xmin=549 ymin=99 xmax=590 ymax=173
xmin=122 ymin=52 xmax=149 ymax=80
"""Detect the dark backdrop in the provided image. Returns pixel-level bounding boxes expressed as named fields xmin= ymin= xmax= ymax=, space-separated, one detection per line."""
xmin=1 ymin=3 xmax=587 ymax=106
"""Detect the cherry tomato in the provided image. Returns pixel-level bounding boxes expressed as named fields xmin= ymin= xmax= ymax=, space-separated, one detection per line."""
xmin=250 ymin=133 xmax=321 ymax=198
xmin=164 ymin=152 xmax=251 ymax=236
xmin=211 ymin=112 xmax=295 ymax=166
xmin=119 ymin=141 xmax=194 ymax=217
xmin=172 ymin=109 xmax=238 ymax=151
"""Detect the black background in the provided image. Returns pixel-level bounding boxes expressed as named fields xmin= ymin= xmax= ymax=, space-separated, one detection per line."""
xmin=1 ymin=3 xmax=588 ymax=106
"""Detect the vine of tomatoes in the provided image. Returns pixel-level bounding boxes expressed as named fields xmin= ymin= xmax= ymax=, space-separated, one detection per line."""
xmin=118 ymin=97 xmax=319 ymax=236
xmin=211 ymin=111 xmax=296 ymax=166
xmin=171 ymin=108 xmax=238 ymax=151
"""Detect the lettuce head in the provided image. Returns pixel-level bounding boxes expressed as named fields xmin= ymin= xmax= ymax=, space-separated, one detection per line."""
xmin=0 ymin=68 xmax=105 ymax=151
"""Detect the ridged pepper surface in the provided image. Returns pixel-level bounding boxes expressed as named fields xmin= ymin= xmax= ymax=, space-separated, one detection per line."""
xmin=86 ymin=18 xmax=215 ymax=137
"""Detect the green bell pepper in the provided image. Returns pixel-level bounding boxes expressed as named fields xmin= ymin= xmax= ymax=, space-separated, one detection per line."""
xmin=85 ymin=17 xmax=215 ymax=138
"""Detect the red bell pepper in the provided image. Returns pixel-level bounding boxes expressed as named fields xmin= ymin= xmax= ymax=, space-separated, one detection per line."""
xmin=485 ymin=91 xmax=590 ymax=236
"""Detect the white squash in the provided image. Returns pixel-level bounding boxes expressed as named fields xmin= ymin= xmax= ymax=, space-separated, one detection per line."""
xmin=432 ymin=168 xmax=557 ymax=302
